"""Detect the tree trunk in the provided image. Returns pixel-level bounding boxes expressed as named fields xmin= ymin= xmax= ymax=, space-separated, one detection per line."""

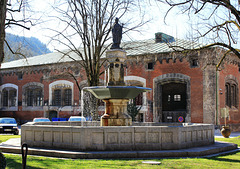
xmin=0 ymin=0 xmax=7 ymax=65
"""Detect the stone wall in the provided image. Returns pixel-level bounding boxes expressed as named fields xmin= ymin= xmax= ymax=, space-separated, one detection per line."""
xmin=21 ymin=123 xmax=214 ymax=151
xmin=30 ymin=121 xmax=100 ymax=126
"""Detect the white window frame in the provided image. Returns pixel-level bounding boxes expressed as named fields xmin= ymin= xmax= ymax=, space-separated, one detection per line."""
xmin=49 ymin=80 xmax=74 ymax=109
xmin=0 ymin=83 xmax=18 ymax=111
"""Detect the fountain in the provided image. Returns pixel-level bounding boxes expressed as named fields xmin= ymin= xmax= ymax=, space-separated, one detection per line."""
xmin=21 ymin=18 xmax=215 ymax=152
xmin=84 ymin=18 xmax=150 ymax=126
xmin=83 ymin=49 xmax=151 ymax=126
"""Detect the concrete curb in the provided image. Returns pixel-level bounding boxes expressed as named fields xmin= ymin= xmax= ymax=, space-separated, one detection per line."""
xmin=0 ymin=141 xmax=238 ymax=159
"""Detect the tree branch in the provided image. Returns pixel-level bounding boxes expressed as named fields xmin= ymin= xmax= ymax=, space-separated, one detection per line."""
xmin=4 ymin=39 xmax=28 ymax=61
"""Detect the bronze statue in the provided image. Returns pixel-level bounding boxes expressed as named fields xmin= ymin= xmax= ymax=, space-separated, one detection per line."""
xmin=111 ymin=18 xmax=122 ymax=49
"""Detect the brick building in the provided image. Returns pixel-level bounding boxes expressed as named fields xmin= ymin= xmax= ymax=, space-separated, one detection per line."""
xmin=0 ymin=33 xmax=240 ymax=131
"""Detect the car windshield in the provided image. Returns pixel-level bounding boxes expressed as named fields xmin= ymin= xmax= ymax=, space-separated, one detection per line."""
xmin=0 ymin=118 xmax=17 ymax=124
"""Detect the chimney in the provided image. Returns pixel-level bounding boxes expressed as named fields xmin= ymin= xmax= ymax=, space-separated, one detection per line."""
xmin=155 ymin=32 xmax=175 ymax=43
xmin=155 ymin=32 xmax=163 ymax=43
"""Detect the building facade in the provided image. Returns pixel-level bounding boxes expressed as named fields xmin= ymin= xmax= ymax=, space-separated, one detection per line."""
xmin=0 ymin=33 xmax=240 ymax=131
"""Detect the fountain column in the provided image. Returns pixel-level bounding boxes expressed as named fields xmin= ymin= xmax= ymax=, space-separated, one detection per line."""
xmin=107 ymin=49 xmax=126 ymax=86
xmin=101 ymin=49 xmax=132 ymax=126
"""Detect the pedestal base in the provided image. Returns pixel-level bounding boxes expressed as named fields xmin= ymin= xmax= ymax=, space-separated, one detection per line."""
xmin=101 ymin=99 xmax=132 ymax=126
xmin=101 ymin=116 xmax=132 ymax=126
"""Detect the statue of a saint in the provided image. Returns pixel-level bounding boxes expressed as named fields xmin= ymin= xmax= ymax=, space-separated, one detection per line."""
xmin=111 ymin=18 xmax=122 ymax=49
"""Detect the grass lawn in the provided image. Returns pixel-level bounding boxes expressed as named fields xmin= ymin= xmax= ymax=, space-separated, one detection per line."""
xmin=1 ymin=136 xmax=240 ymax=169
xmin=215 ymin=136 xmax=240 ymax=147
xmin=0 ymin=135 xmax=20 ymax=143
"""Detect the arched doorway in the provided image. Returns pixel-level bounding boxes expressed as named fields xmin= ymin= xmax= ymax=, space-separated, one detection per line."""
xmin=162 ymin=83 xmax=187 ymax=122
xmin=153 ymin=73 xmax=191 ymax=123
xmin=48 ymin=111 xmax=57 ymax=121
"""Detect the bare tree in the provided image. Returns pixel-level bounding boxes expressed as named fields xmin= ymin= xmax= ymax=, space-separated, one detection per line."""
xmin=0 ymin=0 xmax=34 ymax=64
xmin=158 ymin=0 xmax=240 ymax=69
xmin=48 ymin=0 xmax=149 ymax=120
xmin=50 ymin=0 xmax=148 ymax=87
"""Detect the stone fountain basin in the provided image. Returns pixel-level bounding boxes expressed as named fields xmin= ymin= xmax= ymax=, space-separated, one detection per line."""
xmin=21 ymin=122 xmax=215 ymax=151
xmin=83 ymin=86 xmax=151 ymax=100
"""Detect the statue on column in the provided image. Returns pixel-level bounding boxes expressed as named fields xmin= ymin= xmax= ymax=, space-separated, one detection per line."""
xmin=111 ymin=18 xmax=122 ymax=49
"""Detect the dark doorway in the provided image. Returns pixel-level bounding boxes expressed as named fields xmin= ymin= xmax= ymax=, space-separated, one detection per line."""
xmin=162 ymin=83 xmax=187 ymax=122
xmin=49 ymin=111 xmax=57 ymax=121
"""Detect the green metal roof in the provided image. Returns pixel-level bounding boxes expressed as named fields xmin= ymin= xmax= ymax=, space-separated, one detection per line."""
xmin=1 ymin=38 xmax=202 ymax=69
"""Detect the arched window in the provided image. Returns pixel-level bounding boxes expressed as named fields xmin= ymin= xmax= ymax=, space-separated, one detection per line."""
xmin=0 ymin=84 xmax=18 ymax=108
xmin=2 ymin=88 xmax=17 ymax=107
xmin=64 ymin=89 xmax=72 ymax=106
xmin=53 ymin=89 xmax=61 ymax=106
xmin=225 ymin=79 xmax=238 ymax=108
xmin=49 ymin=80 xmax=73 ymax=107
xmin=225 ymin=83 xmax=230 ymax=107
xmin=26 ymin=87 xmax=43 ymax=106
xmin=52 ymin=88 xmax=72 ymax=106
xmin=124 ymin=76 xmax=146 ymax=107
xmin=22 ymin=83 xmax=43 ymax=107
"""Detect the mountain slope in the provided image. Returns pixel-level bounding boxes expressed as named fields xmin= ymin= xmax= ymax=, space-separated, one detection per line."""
xmin=3 ymin=33 xmax=51 ymax=62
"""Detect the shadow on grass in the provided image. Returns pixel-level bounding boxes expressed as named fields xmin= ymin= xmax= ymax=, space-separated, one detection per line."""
xmin=208 ymin=152 xmax=240 ymax=163
xmin=6 ymin=157 xmax=42 ymax=169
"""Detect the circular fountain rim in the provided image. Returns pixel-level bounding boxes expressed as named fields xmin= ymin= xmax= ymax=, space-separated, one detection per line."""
xmin=83 ymin=86 xmax=151 ymax=90
xmin=83 ymin=86 xmax=151 ymax=100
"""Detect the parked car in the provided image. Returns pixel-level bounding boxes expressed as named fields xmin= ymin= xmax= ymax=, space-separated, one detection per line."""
xmin=0 ymin=117 xmax=19 ymax=135
xmin=33 ymin=118 xmax=50 ymax=122
xmin=68 ymin=116 xmax=86 ymax=122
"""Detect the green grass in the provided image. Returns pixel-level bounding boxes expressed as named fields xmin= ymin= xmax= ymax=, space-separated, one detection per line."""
xmin=4 ymin=152 xmax=240 ymax=169
xmin=215 ymin=136 xmax=240 ymax=147
xmin=0 ymin=135 xmax=20 ymax=143
xmin=1 ymin=136 xmax=240 ymax=169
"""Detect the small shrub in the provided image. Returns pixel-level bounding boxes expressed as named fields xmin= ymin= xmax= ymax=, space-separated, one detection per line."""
xmin=127 ymin=102 xmax=141 ymax=121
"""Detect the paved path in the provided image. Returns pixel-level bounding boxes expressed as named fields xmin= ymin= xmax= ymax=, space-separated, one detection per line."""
xmin=0 ymin=138 xmax=20 ymax=147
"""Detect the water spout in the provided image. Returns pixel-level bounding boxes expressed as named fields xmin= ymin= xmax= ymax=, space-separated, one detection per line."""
xmin=81 ymin=89 xmax=84 ymax=126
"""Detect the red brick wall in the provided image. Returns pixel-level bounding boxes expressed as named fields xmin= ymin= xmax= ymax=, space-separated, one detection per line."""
xmin=218 ymin=61 xmax=240 ymax=128
xmin=0 ymin=57 xmax=205 ymax=123
xmin=126 ymin=57 xmax=203 ymax=123
xmin=1 ymin=52 xmax=239 ymax=130
xmin=0 ymin=67 xmax=88 ymax=122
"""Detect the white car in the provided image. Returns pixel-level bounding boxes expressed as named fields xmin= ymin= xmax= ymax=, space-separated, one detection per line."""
xmin=68 ymin=116 xmax=86 ymax=122
xmin=33 ymin=118 xmax=50 ymax=122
